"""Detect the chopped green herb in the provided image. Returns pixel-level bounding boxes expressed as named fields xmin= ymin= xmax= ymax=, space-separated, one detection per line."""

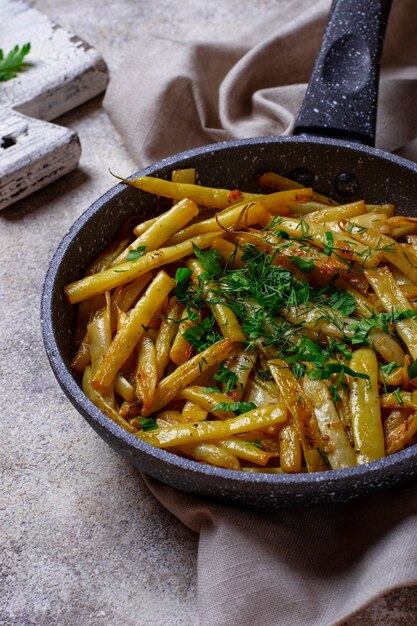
xmin=139 ymin=417 xmax=158 ymax=431
xmin=126 ymin=245 xmax=146 ymax=261
xmin=380 ymin=361 xmax=398 ymax=375
xmin=198 ymin=356 xmax=208 ymax=374
xmin=213 ymin=363 xmax=239 ymax=393
xmin=192 ymin=244 xmax=223 ymax=277
xmin=274 ymin=229 xmax=290 ymax=240
xmin=211 ymin=401 xmax=256 ymax=415
xmin=393 ymin=388 xmax=404 ymax=405
xmin=175 ymin=267 xmax=193 ymax=297
xmin=347 ymin=222 xmax=367 ymax=235
xmin=323 ymin=231 xmax=334 ymax=256
xmin=327 ymin=289 xmax=356 ymax=316
xmin=182 ymin=316 xmax=221 ymax=351
xmin=307 ymin=362 xmax=369 ymax=381
xmin=347 ymin=308 xmax=417 ymax=344
xmin=329 ymin=382 xmax=341 ymax=403
xmin=291 ymin=362 xmax=307 ymax=379
xmin=289 ymin=256 xmax=315 ymax=273
xmin=317 ymin=447 xmax=331 ymax=466
xmin=0 ymin=43 xmax=31 ymax=81
xmin=244 ymin=439 xmax=266 ymax=450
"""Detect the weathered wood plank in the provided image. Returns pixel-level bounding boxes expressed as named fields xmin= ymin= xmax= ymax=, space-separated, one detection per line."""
xmin=0 ymin=0 xmax=109 ymax=209
xmin=0 ymin=109 xmax=81 ymax=210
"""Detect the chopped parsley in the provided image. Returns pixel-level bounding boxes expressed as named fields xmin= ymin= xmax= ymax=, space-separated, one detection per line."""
xmin=307 ymin=362 xmax=369 ymax=381
xmin=211 ymin=401 xmax=257 ymax=415
xmin=192 ymin=244 xmax=223 ymax=278
xmin=182 ymin=316 xmax=221 ymax=350
xmin=0 ymin=43 xmax=31 ymax=81
xmin=213 ymin=363 xmax=239 ymax=393
xmin=126 ymin=245 xmax=146 ymax=261
xmin=327 ymin=289 xmax=356 ymax=316
xmin=347 ymin=308 xmax=417 ymax=344
xmin=290 ymin=256 xmax=315 ymax=273
xmin=323 ymin=231 xmax=334 ymax=256
xmin=244 ymin=439 xmax=266 ymax=450
xmin=379 ymin=361 xmax=398 ymax=375
xmin=139 ymin=417 xmax=158 ymax=431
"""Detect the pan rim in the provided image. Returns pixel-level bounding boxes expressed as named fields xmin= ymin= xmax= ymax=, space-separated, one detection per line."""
xmin=41 ymin=134 xmax=417 ymax=501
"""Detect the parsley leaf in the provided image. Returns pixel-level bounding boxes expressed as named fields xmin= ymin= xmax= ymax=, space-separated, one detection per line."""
xmin=327 ymin=289 xmax=356 ymax=316
xmin=245 ymin=439 xmax=266 ymax=450
xmin=323 ymin=231 xmax=334 ymax=256
xmin=274 ymin=229 xmax=290 ymax=240
xmin=347 ymin=308 xmax=417 ymax=344
xmin=0 ymin=43 xmax=31 ymax=81
xmin=211 ymin=401 xmax=256 ymax=415
xmin=291 ymin=363 xmax=307 ymax=379
xmin=126 ymin=245 xmax=146 ymax=261
xmin=139 ymin=417 xmax=158 ymax=431
xmin=192 ymin=244 xmax=223 ymax=278
xmin=213 ymin=363 xmax=239 ymax=393
xmin=307 ymin=362 xmax=369 ymax=381
xmin=175 ymin=267 xmax=192 ymax=294
xmin=182 ymin=316 xmax=221 ymax=351
xmin=329 ymin=382 xmax=344 ymax=403
xmin=289 ymin=256 xmax=315 ymax=273
xmin=380 ymin=361 xmax=398 ymax=375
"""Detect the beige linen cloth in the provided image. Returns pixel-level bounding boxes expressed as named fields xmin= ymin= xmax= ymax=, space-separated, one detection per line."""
xmin=104 ymin=1 xmax=417 ymax=624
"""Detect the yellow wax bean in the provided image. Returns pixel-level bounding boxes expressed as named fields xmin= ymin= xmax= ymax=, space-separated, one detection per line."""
xmin=136 ymin=403 xmax=287 ymax=448
xmin=178 ymin=443 xmax=241 ymax=470
xmin=303 ymin=377 xmax=356 ymax=470
xmin=64 ymin=232 xmax=220 ymax=304
xmin=92 ymin=271 xmax=175 ymax=393
xmin=143 ymin=339 xmax=235 ymax=416
xmin=365 ymin=266 xmax=417 ymax=360
xmin=264 ymin=355 xmax=326 ymax=472
xmin=187 ymin=258 xmax=246 ymax=343
xmin=111 ymin=198 xmax=199 ymax=265
xmin=279 ymin=422 xmax=303 ymax=473
xmin=349 ymin=348 xmax=385 ymax=464
xmin=166 ymin=201 xmax=273 ymax=246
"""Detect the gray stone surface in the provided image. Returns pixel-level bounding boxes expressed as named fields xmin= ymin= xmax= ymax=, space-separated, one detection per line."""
xmin=1 ymin=0 xmax=417 ymax=624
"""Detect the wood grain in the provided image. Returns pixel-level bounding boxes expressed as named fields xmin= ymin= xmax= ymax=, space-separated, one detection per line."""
xmin=0 ymin=0 xmax=109 ymax=209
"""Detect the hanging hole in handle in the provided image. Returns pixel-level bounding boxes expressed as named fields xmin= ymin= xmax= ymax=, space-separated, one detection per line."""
xmin=288 ymin=167 xmax=316 ymax=188
xmin=334 ymin=172 xmax=359 ymax=197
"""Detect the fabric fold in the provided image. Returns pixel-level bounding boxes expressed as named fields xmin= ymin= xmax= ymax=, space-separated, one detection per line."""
xmin=144 ymin=475 xmax=417 ymax=626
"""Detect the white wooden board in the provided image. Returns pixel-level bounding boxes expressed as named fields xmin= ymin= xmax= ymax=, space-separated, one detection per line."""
xmin=0 ymin=0 xmax=109 ymax=209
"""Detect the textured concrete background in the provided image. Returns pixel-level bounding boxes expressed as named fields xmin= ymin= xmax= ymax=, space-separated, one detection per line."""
xmin=1 ymin=0 xmax=417 ymax=624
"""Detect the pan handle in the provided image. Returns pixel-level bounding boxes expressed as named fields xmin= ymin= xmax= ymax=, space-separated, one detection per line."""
xmin=293 ymin=0 xmax=392 ymax=146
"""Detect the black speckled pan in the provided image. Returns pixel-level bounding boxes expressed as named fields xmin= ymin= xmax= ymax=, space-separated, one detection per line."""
xmin=42 ymin=0 xmax=417 ymax=508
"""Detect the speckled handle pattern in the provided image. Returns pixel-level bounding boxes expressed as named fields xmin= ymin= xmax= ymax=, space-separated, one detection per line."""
xmin=294 ymin=0 xmax=392 ymax=146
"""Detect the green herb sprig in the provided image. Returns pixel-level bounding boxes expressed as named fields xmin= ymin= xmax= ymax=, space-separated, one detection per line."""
xmin=0 ymin=43 xmax=31 ymax=82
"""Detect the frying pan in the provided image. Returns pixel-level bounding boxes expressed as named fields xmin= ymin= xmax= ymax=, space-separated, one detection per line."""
xmin=42 ymin=0 xmax=417 ymax=508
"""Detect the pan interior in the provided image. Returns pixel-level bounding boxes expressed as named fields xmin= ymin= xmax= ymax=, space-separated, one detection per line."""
xmin=41 ymin=136 xmax=417 ymax=507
